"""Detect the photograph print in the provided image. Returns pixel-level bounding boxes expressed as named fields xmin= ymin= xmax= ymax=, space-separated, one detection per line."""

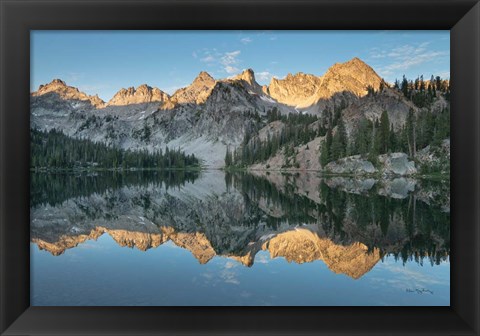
xmin=30 ymin=31 xmax=450 ymax=306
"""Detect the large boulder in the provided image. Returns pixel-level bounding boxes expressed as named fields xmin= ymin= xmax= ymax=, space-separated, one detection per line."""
xmin=324 ymin=155 xmax=377 ymax=175
xmin=378 ymin=153 xmax=417 ymax=176
xmin=324 ymin=153 xmax=417 ymax=176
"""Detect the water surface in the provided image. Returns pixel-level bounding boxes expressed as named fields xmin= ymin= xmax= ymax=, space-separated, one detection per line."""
xmin=30 ymin=170 xmax=450 ymax=306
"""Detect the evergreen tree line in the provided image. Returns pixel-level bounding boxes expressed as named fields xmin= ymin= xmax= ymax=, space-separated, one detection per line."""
xmin=318 ymin=74 xmax=450 ymax=165
xmin=318 ymin=180 xmax=449 ymax=266
xmin=226 ymin=109 xmax=321 ymax=167
xmin=225 ymin=74 xmax=449 ymax=168
xmin=321 ymin=107 xmax=450 ymax=166
xmin=227 ymin=105 xmax=449 ymax=168
xmin=317 ymin=99 xmax=348 ymax=132
xmin=31 ymin=170 xmax=200 ymax=208
xmin=232 ymin=171 xmax=320 ymax=228
xmin=226 ymin=172 xmax=450 ymax=266
xmin=31 ymin=128 xmax=200 ymax=169
xmin=394 ymin=74 xmax=450 ymax=107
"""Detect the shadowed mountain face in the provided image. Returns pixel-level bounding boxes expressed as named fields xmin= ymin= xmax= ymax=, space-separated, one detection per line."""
xmin=30 ymin=171 xmax=450 ymax=280
xmin=30 ymin=68 xmax=294 ymax=168
xmin=31 ymin=58 xmax=448 ymax=169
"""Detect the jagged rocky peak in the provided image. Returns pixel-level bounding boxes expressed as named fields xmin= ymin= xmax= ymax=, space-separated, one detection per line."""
xmin=171 ymin=71 xmax=216 ymax=105
xmin=32 ymin=79 xmax=106 ymax=108
xmin=34 ymin=78 xmax=76 ymax=95
xmin=38 ymin=78 xmax=67 ymax=90
xmin=31 ymin=219 xmax=382 ymax=279
xmin=262 ymin=228 xmax=381 ymax=279
xmin=320 ymin=57 xmax=382 ymax=97
xmin=194 ymin=71 xmax=215 ymax=84
xmin=228 ymin=68 xmax=264 ymax=95
xmin=233 ymin=68 xmax=256 ymax=86
xmin=284 ymin=72 xmax=320 ymax=82
xmin=267 ymin=72 xmax=323 ymax=107
xmin=89 ymin=94 xmax=105 ymax=108
xmin=265 ymin=57 xmax=383 ymax=110
xmin=108 ymin=84 xmax=170 ymax=106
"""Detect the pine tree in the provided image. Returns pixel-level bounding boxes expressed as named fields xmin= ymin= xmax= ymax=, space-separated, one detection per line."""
xmin=406 ymin=108 xmax=417 ymax=157
xmin=379 ymin=110 xmax=391 ymax=153
xmin=225 ymin=146 xmax=232 ymax=167
xmin=325 ymin=128 xmax=333 ymax=161
xmin=369 ymin=120 xmax=380 ymax=164
xmin=331 ymin=118 xmax=347 ymax=160
xmin=352 ymin=118 xmax=369 ymax=156
xmin=320 ymin=137 xmax=330 ymax=167
xmin=435 ymin=76 xmax=442 ymax=91
xmin=401 ymin=75 xmax=409 ymax=97
xmin=419 ymin=75 xmax=425 ymax=92
xmin=389 ymin=124 xmax=396 ymax=152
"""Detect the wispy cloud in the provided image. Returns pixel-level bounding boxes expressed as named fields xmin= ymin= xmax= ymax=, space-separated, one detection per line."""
xmin=221 ymin=50 xmax=241 ymax=74
xmin=196 ymin=48 xmax=219 ymax=65
xmin=255 ymin=253 xmax=270 ymax=264
xmin=200 ymin=55 xmax=215 ymax=63
xmin=224 ymin=66 xmax=238 ymax=74
xmin=370 ymin=42 xmax=449 ymax=79
xmin=196 ymin=49 xmax=243 ymax=75
xmin=224 ymin=261 xmax=237 ymax=269
xmin=256 ymin=71 xmax=276 ymax=82
xmin=376 ymin=261 xmax=449 ymax=288
xmin=221 ymin=268 xmax=240 ymax=285
xmin=240 ymin=37 xmax=252 ymax=44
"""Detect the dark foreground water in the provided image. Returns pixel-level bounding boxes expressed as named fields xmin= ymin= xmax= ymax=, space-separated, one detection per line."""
xmin=30 ymin=170 xmax=450 ymax=306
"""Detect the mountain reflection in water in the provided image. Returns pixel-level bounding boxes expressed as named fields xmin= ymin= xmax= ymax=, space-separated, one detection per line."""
xmin=30 ymin=170 xmax=450 ymax=305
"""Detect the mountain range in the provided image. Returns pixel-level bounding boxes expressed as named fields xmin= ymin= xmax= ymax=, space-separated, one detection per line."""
xmin=30 ymin=57 xmax=450 ymax=170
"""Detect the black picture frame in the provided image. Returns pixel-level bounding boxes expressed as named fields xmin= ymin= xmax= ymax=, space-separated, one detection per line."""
xmin=1 ymin=0 xmax=479 ymax=335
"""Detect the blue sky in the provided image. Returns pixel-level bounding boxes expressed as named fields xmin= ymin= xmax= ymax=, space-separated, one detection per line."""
xmin=31 ymin=31 xmax=450 ymax=101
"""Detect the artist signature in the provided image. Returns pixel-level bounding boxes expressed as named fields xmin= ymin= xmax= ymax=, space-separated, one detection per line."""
xmin=406 ymin=288 xmax=433 ymax=295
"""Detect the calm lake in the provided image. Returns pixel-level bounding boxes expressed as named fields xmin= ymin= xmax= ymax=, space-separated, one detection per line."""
xmin=30 ymin=170 xmax=450 ymax=306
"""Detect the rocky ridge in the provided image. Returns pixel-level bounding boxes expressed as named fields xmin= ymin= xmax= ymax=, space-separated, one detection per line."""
xmin=266 ymin=72 xmax=323 ymax=108
xmin=107 ymin=84 xmax=170 ymax=106
xmin=266 ymin=57 xmax=384 ymax=113
xmin=170 ymin=71 xmax=216 ymax=105
xmin=30 ymin=58 xmax=449 ymax=169
xmin=32 ymin=79 xmax=106 ymax=108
